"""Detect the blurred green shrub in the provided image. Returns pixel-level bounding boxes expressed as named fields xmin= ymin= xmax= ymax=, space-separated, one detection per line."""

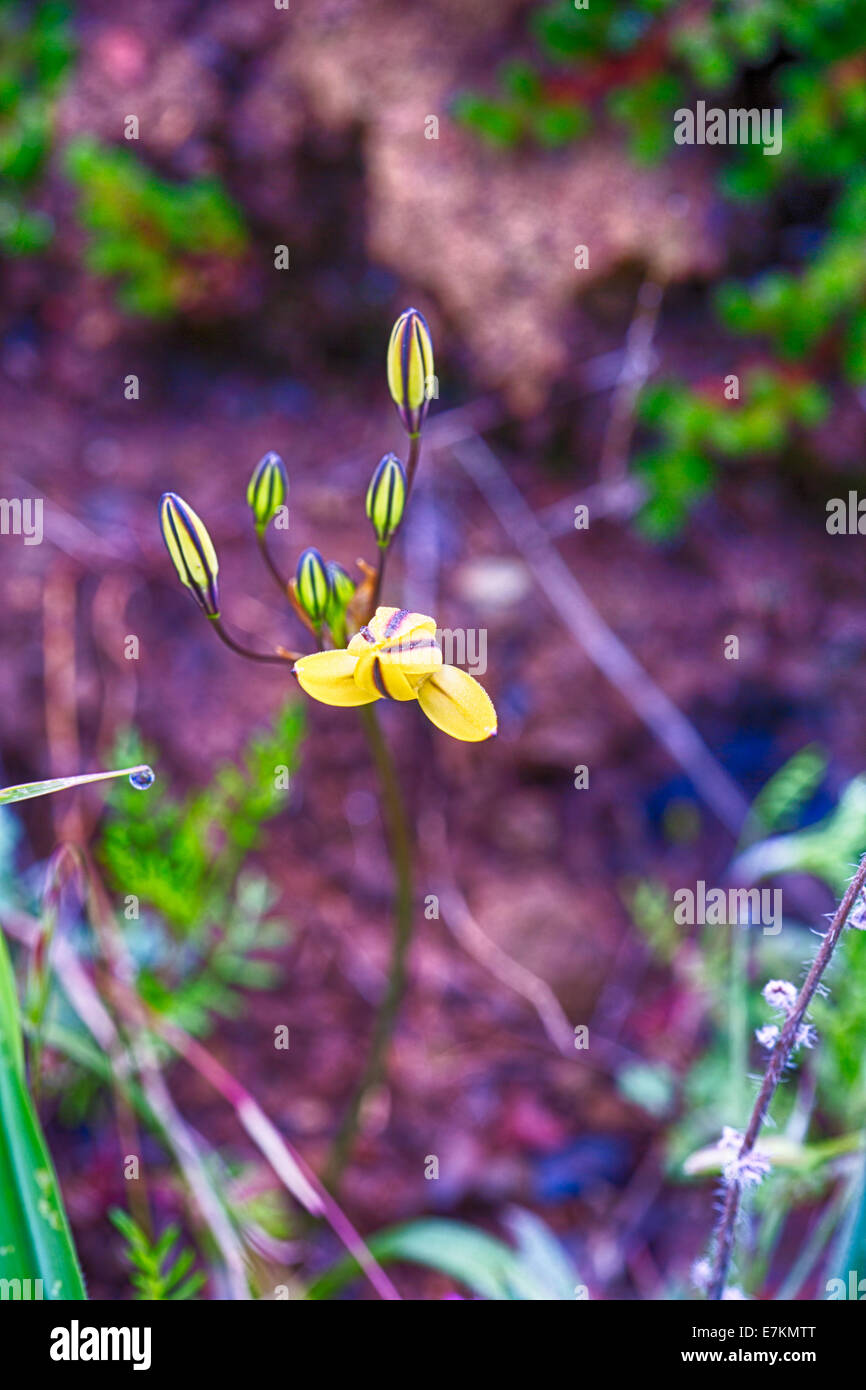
xmin=65 ymin=138 xmax=248 ymax=317
xmin=109 ymin=1209 xmax=206 ymax=1301
xmin=458 ymin=0 xmax=866 ymax=538
xmin=0 ymin=0 xmax=72 ymax=253
xmin=97 ymin=701 xmax=304 ymax=1036
xmin=634 ymin=368 xmax=827 ymax=539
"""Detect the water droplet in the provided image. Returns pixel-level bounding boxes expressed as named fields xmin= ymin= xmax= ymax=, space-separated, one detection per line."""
xmin=128 ymin=765 xmax=155 ymax=791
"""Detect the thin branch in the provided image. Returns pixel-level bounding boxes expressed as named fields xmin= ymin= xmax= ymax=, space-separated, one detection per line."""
xmin=450 ymin=433 xmax=749 ymax=836
xmin=707 ymin=853 xmax=866 ymax=1299
xmin=208 ymin=616 xmax=301 ymax=665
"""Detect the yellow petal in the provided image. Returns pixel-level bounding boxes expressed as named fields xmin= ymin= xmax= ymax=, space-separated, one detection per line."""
xmin=293 ymin=649 xmax=380 ymax=707
xmin=349 ymin=607 xmax=437 ymax=651
xmin=353 ymin=647 xmax=417 ymax=700
xmin=416 ymin=666 xmax=498 ymax=742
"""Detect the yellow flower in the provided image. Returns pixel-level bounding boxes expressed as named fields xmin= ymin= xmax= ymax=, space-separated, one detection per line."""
xmin=293 ymin=607 xmax=497 ymax=742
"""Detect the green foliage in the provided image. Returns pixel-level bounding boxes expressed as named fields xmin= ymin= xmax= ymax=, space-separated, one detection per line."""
xmin=0 ymin=0 xmax=73 ymax=253
xmin=457 ymin=1 xmax=866 ymax=541
xmin=309 ymin=1209 xmax=582 ymax=1300
xmin=634 ymin=369 xmax=827 ymax=538
xmin=0 ymin=924 xmax=86 ymax=1299
xmin=109 ymin=1209 xmax=205 ymax=1301
xmin=718 ymin=176 xmax=866 ymax=384
xmin=744 ymin=744 xmax=827 ymax=842
xmin=64 ymin=138 xmax=248 ymax=316
xmin=98 ymin=702 xmax=304 ymax=1034
xmin=453 ymin=61 xmax=589 ymax=149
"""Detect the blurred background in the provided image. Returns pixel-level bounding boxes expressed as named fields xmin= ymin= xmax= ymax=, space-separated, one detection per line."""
xmin=2 ymin=0 xmax=866 ymax=1300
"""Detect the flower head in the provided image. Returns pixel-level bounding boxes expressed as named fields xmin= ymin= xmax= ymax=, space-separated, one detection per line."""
xmin=159 ymin=492 xmax=220 ymax=617
xmin=762 ymin=979 xmax=798 ymax=1015
xmin=755 ymin=1024 xmax=780 ymax=1050
xmin=387 ymin=308 xmax=434 ymax=437
xmin=247 ymin=451 xmax=288 ymax=533
xmin=293 ymin=606 xmax=497 ymax=742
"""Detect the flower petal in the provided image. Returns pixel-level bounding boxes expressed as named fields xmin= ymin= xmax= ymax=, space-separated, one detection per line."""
xmin=349 ymin=607 xmax=437 ymax=651
xmin=293 ymin=649 xmax=380 ymax=707
xmin=353 ymin=647 xmax=417 ymax=700
xmin=416 ymin=665 xmax=498 ymax=742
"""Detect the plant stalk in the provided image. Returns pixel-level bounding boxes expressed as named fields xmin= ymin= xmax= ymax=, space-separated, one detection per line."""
xmin=707 ymin=853 xmax=866 ymax=1299
xmin=325 ymin=704 xmax=414 ymax=1191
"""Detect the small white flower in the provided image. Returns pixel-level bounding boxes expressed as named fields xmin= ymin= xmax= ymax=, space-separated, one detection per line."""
xmin=848 ymin=897 xmax=866 ymax=931
xmin=795 ymin=1023 xmax=817 ymax=1050
xmin=722 ymin=1286 xmax=747 ymax=1300
xmin=717 ymin=1128 xmax=771 ymax=1186
xmin=756 ymin=1024 xmax=780 ymax=1049
xmin=737 ymin=1150 xmax=772 ymax=1186
xmin=762 ymin=979 xmax=798 ymax=1014
xmin=692 ymin=1258 xmax=712 ymax=1290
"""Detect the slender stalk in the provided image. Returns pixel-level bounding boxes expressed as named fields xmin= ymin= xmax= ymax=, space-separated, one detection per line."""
xmin=153 ymin=1019 xmax=400 ymax=1300
xmin=325 ymin=704 xmax=414 ymax=1191
xmin=404 ymin=433 xmax=422 ymax=499
xmin=707 ymin=854 xmax=866 ymax=1299
xmin=256 ymin=531 xmax=290 ymax=599
xmin=208 ymin=616 xmax=300 ymax=665
xmin=369 ymin=545 xmax=389 ymax=615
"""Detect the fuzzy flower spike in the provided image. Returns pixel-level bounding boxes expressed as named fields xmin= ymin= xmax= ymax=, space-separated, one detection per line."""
xmin=293 ymin=606 xmax=497 ymax=743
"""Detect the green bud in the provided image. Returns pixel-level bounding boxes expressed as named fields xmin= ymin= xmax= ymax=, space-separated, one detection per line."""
xmin=325 ymin=561 xmax=356 ymax=616
xmin=324 ymin=561 xmax=356 ymax=642
xmin=387 ymin=307 xmax=434 ymax=436
xmin=295 ymin=546 xmax=330 ymax=626
xmin=159 ymin=491 xmax=220 ymax=617
xmin=365 ymin=452 xmax=407 ymax=547
xmin=247 ymin=450 xmax=288 ymax=532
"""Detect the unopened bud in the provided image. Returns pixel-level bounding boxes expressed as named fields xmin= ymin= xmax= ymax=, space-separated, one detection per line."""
xmin=159 ymin=492 xmax=220 ymax=617
xmin=387 ymin=307 xmax=434 ymax=436
xmin=366 ymin=452 xmax=407 ymax=546
xmin=247 ymin=451 xmax=287 ymax=532
xmin=295 ymin=547 xmax=330 ymax=626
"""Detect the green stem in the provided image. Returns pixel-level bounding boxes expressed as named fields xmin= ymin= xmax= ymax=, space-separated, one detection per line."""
xmin=369 ymin=544 xmax=389 ymax=615
xmin=257 ymin=531 xmax=289 ymax=599
xmin=325 ymin=704 xmax=414 ymax=1191
xmin=404 ymin=433 xmax=422 ymax=499
xmin=208 ymin=616 xmax=300 ymax=665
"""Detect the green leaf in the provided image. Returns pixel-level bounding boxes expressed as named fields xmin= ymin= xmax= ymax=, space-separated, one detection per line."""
xmin=0 ymin=765 xmax=154 ymax=804
xmin=308 ymin=1214 xmax=578 ymax=1300
xmin=0 ymin=927 xmax=86 ymax=1299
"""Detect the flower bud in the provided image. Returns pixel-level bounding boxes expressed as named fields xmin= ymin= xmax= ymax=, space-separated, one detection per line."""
xmin=295 ymin=546 xmax=330 ymax=626
xmin=324 ymin=561 xmax=356 ymax=641
xmin=247 ymin=451 xmax=287 ymax=533
xmin=387 ymin=307 xmax=434 ymax=436
xmin=365 ymin=452 xmax=407 ymax=546
xmin=326 ymin=561 xmax=356 ymax=614
xmin=159 ymin=492 xmax=220 ymax=617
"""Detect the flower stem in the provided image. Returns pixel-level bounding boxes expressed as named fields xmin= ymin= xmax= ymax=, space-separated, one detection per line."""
xmin=208 ymin=616 xmax=300 ymax=665
xmin=256 ymin=531 xmax=289 ymax=599
xmin=404 ymin=433 xmax=422 ymax=499
xmin=325 ymin=704 xmax=414 ymax=1191
xmin=707 ymin=853 xmax=866 ymax=1299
